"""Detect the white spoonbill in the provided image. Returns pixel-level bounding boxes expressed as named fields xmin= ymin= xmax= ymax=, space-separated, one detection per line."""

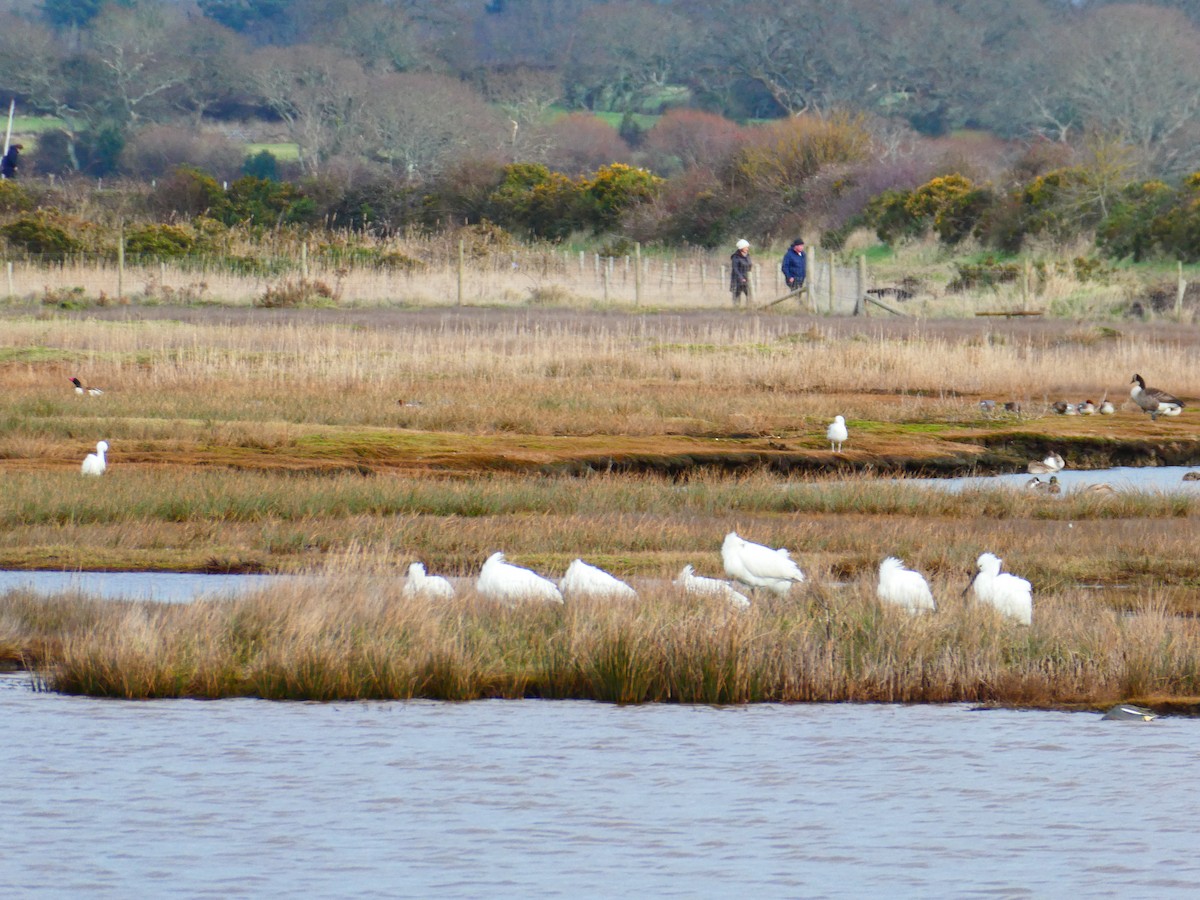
xmin=721 ymin=531 xmax=805 ymax=596
xmin=402 ymin=562 xmax=455 ymax=600
xmin=877 ymin=557 xmax=936 ymax=613
xmin=1027 ymin=451 xmax=1065 ymax=475
xmin=965 ymin=552 xmax=1032 ymax=625
xmin=558 ymin=559 xmax=637 ymax=601
xmin=673 ymin=564 xmax=751 ymax=610
xmin=476 ymin=552 xmax=563 ymax=603
xmin=81 ymin=440 xmax=108 ymax=476
xmin=826 ymin=415 xmax=848 ymax=452
xmin=1130 ymin=374 xmax=1183 ymax=420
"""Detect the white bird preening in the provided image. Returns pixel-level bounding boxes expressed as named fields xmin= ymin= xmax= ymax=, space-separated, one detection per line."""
xmin=70 ymin=377 xmax=103 ymax=396
xmin=402 ymin=562 xmax=455 ymax=600
xmin=877 ymin=557 xmax=936 ymax=613
xmin=721 ymin=531 xmax=806 ymax=596
xmin=81 ymin=440 xmax=108 ymax=476
xmin=558 ymin=559 xmax=638 ymax=601
xmin=1027 ymin=451 xmax=1065 ymax=475
xmin=965 ymin=552 xmax=1032 ymax=625
xmin=826 ymin=415 xmax=848 ymax=452
xmin=476 ymin=552 xmax=563 ymax=603
xmin=1130 ymin=373 xmax=1184 ymax=420
xmin=674 ymin=564 xmax=751 ymax=610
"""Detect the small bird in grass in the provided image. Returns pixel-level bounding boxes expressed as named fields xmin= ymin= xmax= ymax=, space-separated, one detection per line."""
xmin=1130 ymin=374 xmax=1184 ymax=420
xmin=558 ymin=559 xmax=638 ymax=601
xmin=965 ymin=552 xmax=1032 ymax=625
xmin=402 ymin=562 xmax=455 ymax=600
xmin=721 ymin=531 xmax=806 ymax=597
xmin=1026 ymin=475 xmax=1061 ymax=494
xmin=1027 ymin=452 xmax=1065 ymax=475
xmin=826 ymin=415 xmax=848 ymax=452
xmin=475 ymin=552 xmax=563 ymax=603
xmin=70 ymin=377 xmax=104 ymax=396
xmin=877 ymin=557 xmax=936 ymax=614
xmin=81 ymin=440 xmax=108 ymax=476
xmin=674 ymin=564 xmax=751 ymax=610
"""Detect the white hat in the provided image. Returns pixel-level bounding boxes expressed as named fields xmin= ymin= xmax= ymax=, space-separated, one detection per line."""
xmin=736 ymin=239 xmax=749 ymax=249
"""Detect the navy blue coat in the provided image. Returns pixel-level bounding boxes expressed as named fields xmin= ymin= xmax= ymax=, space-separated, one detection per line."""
xmin=781 ymin=247 xmax=806 ymax=286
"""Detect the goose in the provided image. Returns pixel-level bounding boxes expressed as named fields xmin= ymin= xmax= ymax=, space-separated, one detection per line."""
xmin=402 ymin=562 xmax=455 ymax=600
xmin=1025 ymin=475 xmax=1061 ymax=494
xmin=721 ymin=531 xmax=806 ymax=596
xmin=1130 ymin=374 xmax=1184 ymax=420
xmin=1027 ymin=452 xmax=1065 ymax=475
xmin=70 ymin=377 xmax=104 ymax=396
xmin=1102 ymin=704 xmax=1157 ymax=722
xmin=475 ymin=552 xmax=563 ymax=603
xmin=81 ymin=440 xmax=108 ymax=476
xmin=965 ymin=552 xmax=1032 ymax=625
xmin=673 ymin=564 xmax=751 ymax=610
xmin=826 ymin=415 xmax=848 ymax=452
xmin=558 ymin=559 xmax=638 ymax=601
xmin=877 ymin=557 xmax=936 ymax=613
xmin=1077 ymin=400 xmax=1096 ymax=415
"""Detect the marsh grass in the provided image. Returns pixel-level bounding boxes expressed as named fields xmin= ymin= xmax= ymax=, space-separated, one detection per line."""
xmin=8 ymin=568 xmax=1200 ymax=709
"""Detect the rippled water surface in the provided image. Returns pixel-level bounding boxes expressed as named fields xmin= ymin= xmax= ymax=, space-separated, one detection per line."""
xmin=3 ymin=675 xmax=1197 ymax=898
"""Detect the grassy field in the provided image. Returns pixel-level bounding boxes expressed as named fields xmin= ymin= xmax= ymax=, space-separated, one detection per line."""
xmin=1 ymin=305 xmax=1198 ymax=706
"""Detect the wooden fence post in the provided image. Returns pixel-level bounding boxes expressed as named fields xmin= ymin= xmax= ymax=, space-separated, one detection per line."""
xmin=116 ymin=219 xmax=124 ymax=301
xmin=457 ymin=239 xmax=464 ymax=306
xmin=854 ymin=254 xmax=866 ymax=316
xmin=634 ymin=242 xmax=642 ymax=307
xmin=1177 ymin=260 xmax=1187 ymax=320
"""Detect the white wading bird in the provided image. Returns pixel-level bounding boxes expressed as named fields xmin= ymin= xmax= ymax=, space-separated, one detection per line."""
xmin=826 ymin=415 xmax=848 ymax=452
xmin=558 ymin=559 xmax=638 ymax=601
xmin=876 ymin=557 xmax=936 ymax=613
xmin=402 ymin=562 xmax=455 ymax=600
xmin=674 ymin=564 xmax=751 ymax=610
xmin=965 ymin=552 xmax=1032 ymax=625
xmin=81 ymin=440 xmax=108 ymax=476
xmin=1130 ymin=374 xmax=1184 ymax=420
xmin=1027 ymin=451 xmax=1065 ymax=475
xmin=476 ymin=552 xmax=563 ymax=603
xmin=70 ymin=377 xmax=104 ymax=396
xmin=721 ymin=531 xmax=806 ymax=596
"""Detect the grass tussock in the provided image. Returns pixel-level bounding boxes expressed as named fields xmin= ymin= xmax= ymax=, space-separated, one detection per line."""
xmin=7 ymin=573 xmax=1200 ymax=709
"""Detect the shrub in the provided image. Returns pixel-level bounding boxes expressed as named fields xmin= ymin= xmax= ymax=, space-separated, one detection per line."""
xmin=946 ymin=258 xmax=1021 ymax=292
xmin=149 ymin=166 xmax=231 ymax=220
xmin=579 ymin=163 xmax=662 ymax=233
xmin=124 ymin=224 xmax=196 ymax=258
xmin=0 ymin=179 xmax=33 ymax=214
xmin=1 ymin=213 xmax=81 ymax=258
xmin=254 ymin=278 xmax=338 ymax=308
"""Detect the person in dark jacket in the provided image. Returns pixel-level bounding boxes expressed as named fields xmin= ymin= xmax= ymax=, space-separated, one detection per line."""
xmin=0 ymin=143 xmax=21 ymax=179
xmin=781 ymin=237 xmax=806 ymax=292
xmin=730 ymin=238 xmax=752 ymax=306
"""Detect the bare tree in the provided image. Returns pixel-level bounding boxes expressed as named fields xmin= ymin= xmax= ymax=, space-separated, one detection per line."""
xmin=87 ymin=2 xmax=193 ymax=124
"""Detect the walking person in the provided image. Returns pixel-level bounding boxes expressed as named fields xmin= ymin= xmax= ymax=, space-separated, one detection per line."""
xmin=781 ymin=237 xmax=806 ymax=294
xmin=730 ymin=238 xmax=752 ymax=306
xmin=0 ymin=143 xmax=21 ymax=179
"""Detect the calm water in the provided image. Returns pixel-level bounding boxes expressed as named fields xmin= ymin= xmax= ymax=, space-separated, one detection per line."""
xmin=2 ymin=674 xmax=1196 ymax=898
xmin=0 ymin=570 xmax=297 ymax=604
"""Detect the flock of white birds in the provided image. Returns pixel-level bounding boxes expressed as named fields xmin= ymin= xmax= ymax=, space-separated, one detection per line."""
xmin=402 ymin=532 xmax=1034 ymax=626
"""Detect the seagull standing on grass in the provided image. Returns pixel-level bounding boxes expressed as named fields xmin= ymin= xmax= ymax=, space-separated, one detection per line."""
xmin=827 ymin=415 xmax=848 ymax=452
xmin=81 ymin=440 xmax=108 ymax=476
xmin=721 ymin=532 xmax=806 ymax=596
xmin=558 ymin=559 xmax=638 ymax=600
xmin=402 ymin=562 xmax=455 ymax=600
xmin=476 ymin=552 xmax=563 ymax=603
xmin=877 ymin=557 xmax=936 ymax=613
xmin=674 ymin=565 xmax=751 ymax=609
xmin=965 ymin=552 xmax=1032 ymax=625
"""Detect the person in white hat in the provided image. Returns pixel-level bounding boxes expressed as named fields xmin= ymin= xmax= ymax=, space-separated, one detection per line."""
xmin=730 ymin=239 xmax=752 ymax=307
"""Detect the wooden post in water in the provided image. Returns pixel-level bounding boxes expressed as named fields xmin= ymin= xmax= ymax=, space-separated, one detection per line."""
xmin=634 ymin=242 xmax=642 ymax=307
xmin=854 ymin=254 xmax=866 ymax=316
xmin=456 ymin=239 xmax=464 ymax=306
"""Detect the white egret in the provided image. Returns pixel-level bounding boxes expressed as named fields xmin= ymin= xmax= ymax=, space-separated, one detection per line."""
xmin=876 ymin=557 xmax=936 ymax=613
xmin=1130 ymin=374 xmax=1183 ymax=420
xmin=673 ymin=564 xmax=751 ymax=610
xmin=966 ymin=552 xmax=1032 ymax=625
xmin=558 ymin=559 xmax=637 ymax=601
xmin=402 ymin=562 xmax=455 ymax=600
xmin=476 ymin=552 xmax=563 ymax=603
xmin=70 ymin=377 xmax=104 ymax=396
xmin=826 ymin=415 xmax=848 ymax=452
xmin=721 ymin=531 xmax=805 ymax=596
xmin=81 ymin=440 xmax=108 ymax=476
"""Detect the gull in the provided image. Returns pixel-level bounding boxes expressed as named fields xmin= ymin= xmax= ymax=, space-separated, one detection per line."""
xmin=81 ymin=440 xmax=109 ymax=476
xmin=476 ymin=552 xmax=563 ymax=603
xmin=965 ymin=552 xmax=1032 ymax=625
xmin=1130 ymin=374 xmax=1183 ymax=420
xmin=402 ymin=562 xmax=455 ymax=600
xmin=558 ymin=559 xmax=638 ymax=601
xmin=877 ymin=557 xmax=936 ymax=613
xmin=826 ymin=415 xmax=848 ymax=452
xmin=721 ymin=531 xmax=806 ymax=596
xmin=674 ymin=565 xmax=751 ymax=610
